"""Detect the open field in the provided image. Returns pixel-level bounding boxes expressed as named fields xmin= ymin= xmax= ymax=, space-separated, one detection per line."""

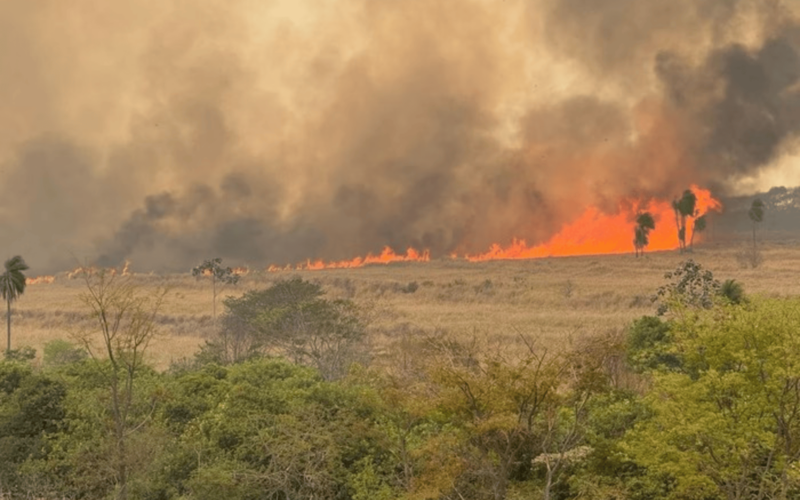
xmin=11 ymin=239 xmax=800 ymax=370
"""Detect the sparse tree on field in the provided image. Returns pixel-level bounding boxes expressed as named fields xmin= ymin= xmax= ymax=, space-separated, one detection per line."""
xmin=672 ymin=189 xmax=697 ymax=252
xmin=633 ymin=212 xmax=655 ymax=257
xmin=1 ymin=256 xmax=28 ymax=353
xmin=72 ymin=268 xmax=167 ymax=500
xmin=748 ymin=198 xmax=765 ymax=249
xmin=192 ymin=258 xmax=240 ymax=320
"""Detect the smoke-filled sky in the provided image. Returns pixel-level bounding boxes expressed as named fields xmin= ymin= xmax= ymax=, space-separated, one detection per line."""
xmin=2 ymin=0 xmax=800 ymax=273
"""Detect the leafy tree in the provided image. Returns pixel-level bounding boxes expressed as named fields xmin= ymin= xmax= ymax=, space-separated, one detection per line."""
xmin=192 ymin=258 xmax=240 ymax=320
xmin=202 ymin=278 xmax=368 ymax=380
xmin=0 ymin=256 xmax=28 ymax=353
xmin=748 ymin=198 xmax=765 ymax=249
xmin=70 ymin=269 xmax=168 ymax=500
xmin=156 ymin=359 xmax=387 ymax=500
xmin=422 ymin=334 xmax=594 ymax=500
xmin=623 ymin=298 xmax=800 ymax=499
xmin=0 ymin=361 xmax=67 ymax=497
xmin=633 ymin=212 xmax=655 ymax=257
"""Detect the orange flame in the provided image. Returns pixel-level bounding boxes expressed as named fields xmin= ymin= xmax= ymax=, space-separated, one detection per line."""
xmin=231 ymin=266 xmax=250 ymax=276
xmin=466 ymin=186 xmax=722 ymax=262
xmin=302 ymin=247 xmax=430 ymax=270
xmin=26 ymin=275 xmax=56 ymax=285
xmin=267 ymin=186 xmax=721 ymax=271
xmin=67 ymin=265 xmax=94 ymax=279
xmin=67 ymin=260 xmax=132 ymax=279
xmin=269 ymin=247 xmax=431 ymax=272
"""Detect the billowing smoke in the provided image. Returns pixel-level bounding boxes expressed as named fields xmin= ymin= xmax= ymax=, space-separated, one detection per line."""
xmin=1 ymin=0 xmax=799 ymax=273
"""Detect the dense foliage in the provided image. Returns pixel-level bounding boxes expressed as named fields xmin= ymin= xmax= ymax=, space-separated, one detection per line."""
xmin=2 ymin=269 xmax=799 ymax=499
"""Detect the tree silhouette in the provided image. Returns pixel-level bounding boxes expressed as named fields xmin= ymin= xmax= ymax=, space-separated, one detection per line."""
xmin=192 ymin=258 xmax=240 ymax=320
xmin=689 ymin=214 xmax=707 ymax=249
xmin=0 ymin=256 xmax=29 ymax=353
xmin=634 ymin=212 xmax=655 ymax=257
xmin=748 ymin=198 xmax=765 ymax=249
xmin=672 ymin=189 xmax=697 ymax=252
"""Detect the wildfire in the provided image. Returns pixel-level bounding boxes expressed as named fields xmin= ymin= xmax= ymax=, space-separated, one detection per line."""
xmin=268 ymin=247 xmax=431 ymax=272
xmin=466 ymin=186 xmax=721 ymax=262
xmin=269 ymin=186 xmax=721 ymax=271
xmin=40 ymin=189 xmax=723 ymax=277
xmin=26 ymin=275 xmax=56 ymax=285
xmin=67 ymin=260 xmax=132 ymax=279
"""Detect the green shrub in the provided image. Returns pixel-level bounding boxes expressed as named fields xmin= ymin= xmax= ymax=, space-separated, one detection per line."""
xmin=719 ymin=279 xmax=746 ymax=305
xmin=43 ymin=339 xmax=87 ymax=368
xmin=4 ymin=346 xmax=36 ymax=362
xmin=626 ymin=316 xmax=681 ymax=372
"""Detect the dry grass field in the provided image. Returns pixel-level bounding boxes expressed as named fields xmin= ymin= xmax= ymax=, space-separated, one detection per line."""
xmin=10 ymin=239 xmax=800 ymax=370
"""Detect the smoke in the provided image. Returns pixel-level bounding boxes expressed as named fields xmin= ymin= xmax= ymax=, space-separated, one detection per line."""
xmin=1 ymin=0 xmax=799 ymax=273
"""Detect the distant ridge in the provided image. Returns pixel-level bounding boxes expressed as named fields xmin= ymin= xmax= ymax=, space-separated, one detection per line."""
xmin=715 ymin=187 xmax=800 ymax=236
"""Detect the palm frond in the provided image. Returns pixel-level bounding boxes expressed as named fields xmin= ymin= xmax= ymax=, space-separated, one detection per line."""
xmin=1 ymin=256 xmax=28 ymax=301
xmin=4 ymin=256 xmax=29 ymax=274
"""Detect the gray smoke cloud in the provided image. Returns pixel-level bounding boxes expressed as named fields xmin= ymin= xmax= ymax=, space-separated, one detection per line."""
xmin=1 ymin=0 xmax=799 ymax=273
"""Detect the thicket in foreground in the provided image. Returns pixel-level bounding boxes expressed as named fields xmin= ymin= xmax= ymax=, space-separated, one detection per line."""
xmin=2 ymin=269 xmax=800 ymax=499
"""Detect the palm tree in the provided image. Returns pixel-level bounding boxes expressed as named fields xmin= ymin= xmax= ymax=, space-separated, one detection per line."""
xmin=673 ymin=190 xmax=697 ymax=252
xmin=748 ymin=198 xmax=765 ymax=249
xmin=689 ymin=214 xmax=707 ymax=249
xmin=634 ymin=212 xmax=656 ymax=257
xmin=1 ymin=256 xmax=29 ymax=353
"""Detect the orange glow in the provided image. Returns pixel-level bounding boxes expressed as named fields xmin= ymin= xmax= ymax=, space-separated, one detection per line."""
xmin=267 ymin=186 xmax=721 ymax=271
xmin=466 ymin=185 xmax=721 ymax=262
xmin=301 ymin=247 xmax=430 ymax=270
xmin=67 ymin=265 xmax=94 ymax=279
xmin=26 ymin=275 xmax=56 ymax=285
xmin=231 ymin=266 xmax=250 ymax=276
xmin=67 ymin=260 xmax=132 ymax=279
xmin=269 ymin=247 xmax=431 ymax=272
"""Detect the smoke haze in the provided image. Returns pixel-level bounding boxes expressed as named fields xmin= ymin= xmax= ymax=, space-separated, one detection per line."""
xmin=2 ymin=0 xmax=799 ymax=272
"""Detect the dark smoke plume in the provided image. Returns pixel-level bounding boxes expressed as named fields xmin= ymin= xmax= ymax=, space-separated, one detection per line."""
xmin=1 ymin=0 xmax=799 ymax=273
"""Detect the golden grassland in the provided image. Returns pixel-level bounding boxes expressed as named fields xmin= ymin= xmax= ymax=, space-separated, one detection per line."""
xmin=11 ymin=239 xmax=800 ymax=370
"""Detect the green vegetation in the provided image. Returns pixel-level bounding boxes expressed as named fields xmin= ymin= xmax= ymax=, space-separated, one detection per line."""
xmin=2 ymin=263 xmax=800 ymax=499
xmin=198 ymin=277 xmax=367 ymax=380
xmin=1 ymin=256 xmax=28 ymax=353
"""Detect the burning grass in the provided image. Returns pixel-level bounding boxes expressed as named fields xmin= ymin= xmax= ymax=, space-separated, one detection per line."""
xmin=10 ymin=240 xmax=800 ymax=370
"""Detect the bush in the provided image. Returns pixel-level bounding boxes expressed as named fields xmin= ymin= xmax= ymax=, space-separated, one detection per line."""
xmin=626 ymin=316 xmax=682 ymax=372
xmin=653 ymin=260 xmax=720 ymax=315
xmin=719 ymin=279 xmax=746 ymax=305
xmin=0 ymin=364 xmax=66 ymax=496
xmin=4 ymin=346 xmax=36 ymax=362
xmin=202 ymin=278 xmax=369 ymax=380
xmin=43 ymin=339 xmax=87 ymax=368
